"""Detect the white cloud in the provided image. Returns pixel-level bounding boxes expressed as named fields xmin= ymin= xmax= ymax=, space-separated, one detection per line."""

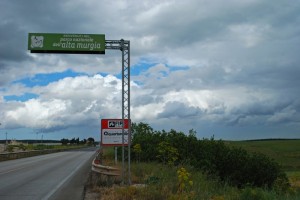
xmin=0 ymin=0 xmax=300 ymax=139
xmin=5 ymin=99 xmax=69 ymax=129
xmin=2 ymin=74 xmax=122 ymax=130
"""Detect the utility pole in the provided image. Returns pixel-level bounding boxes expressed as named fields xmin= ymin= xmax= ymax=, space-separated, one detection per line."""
xmin=0 ymin=123 xmax=8 ymax=146
xmin=5 ymin=132 xmax=8 ymax=145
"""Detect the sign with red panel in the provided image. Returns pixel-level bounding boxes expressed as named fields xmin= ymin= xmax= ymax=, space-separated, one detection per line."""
xmin=101 ymin=119 xmax=129 ymax=146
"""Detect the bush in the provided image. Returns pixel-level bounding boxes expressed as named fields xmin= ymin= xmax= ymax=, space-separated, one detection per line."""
xmin=157 ymin=141 xmax=179 ymax=166
xmin=240 ymin=187 xmax=272 ymax=200
xmin=18 ymin=144 xmax=27 ymax=151
xmin=131 ymin=122 xmax=289 ymax=190
xmin=6 ymin=145 xmax=14 ymax=152
xmin=246 ymin=153 xmax=281 ymax=188
xmin=194 ymin=141 xmax=288 ymax=189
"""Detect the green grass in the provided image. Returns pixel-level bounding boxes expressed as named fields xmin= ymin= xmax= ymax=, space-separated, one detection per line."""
xmin=96 ymin=141 xmax=300 ymax=200
xmin=225 ymin=139 xmax=300 ymax=171
xmin=226 ymin=139 xmax=300 ymax=197
xmin=97 ymin=161 xmax=300 ymax=200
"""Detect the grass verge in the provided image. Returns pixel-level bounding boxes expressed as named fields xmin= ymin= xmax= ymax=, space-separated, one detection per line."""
xmin=86 ymin=146 xmax=300 ymax=200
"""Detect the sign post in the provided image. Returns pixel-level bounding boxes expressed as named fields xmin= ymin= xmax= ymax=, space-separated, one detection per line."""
xmin=28 ymin=33 xmax=131 ymax=185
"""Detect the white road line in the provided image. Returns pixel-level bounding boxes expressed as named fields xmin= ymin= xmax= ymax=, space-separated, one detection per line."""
xmin=42 ymin=160 xmax=85 ymax=200
xmin=0 ymin=166 xmax=28 ymax=175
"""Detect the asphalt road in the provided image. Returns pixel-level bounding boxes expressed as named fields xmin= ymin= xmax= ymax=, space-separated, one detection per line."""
xmin=0 ymin=147 xmax=97 ymax=200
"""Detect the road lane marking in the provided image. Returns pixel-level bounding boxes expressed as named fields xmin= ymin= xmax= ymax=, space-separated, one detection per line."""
xmin=0 ymin=153 xmax=66 ymax=175
xmin=41 ymin=158 xmax=86 ymax=200
xmin=0 ymin=166 xmax=28 ymax=175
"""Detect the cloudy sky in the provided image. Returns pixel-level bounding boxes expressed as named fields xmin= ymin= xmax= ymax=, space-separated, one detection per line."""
xmin=0 ymin=0 xmax=299 ymax=141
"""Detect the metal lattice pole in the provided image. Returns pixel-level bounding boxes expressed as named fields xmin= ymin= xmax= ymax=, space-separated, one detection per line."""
xmin=105 ymin=39 xmax=131 ymax=184
xmin=122 ymin=40 xmax=131 ymax=184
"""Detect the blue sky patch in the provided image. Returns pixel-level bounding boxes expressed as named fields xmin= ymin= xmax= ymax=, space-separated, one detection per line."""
xmin=13 ymin=69 xmax=87 ymax=87
xmin=4 ymin=93 xmax=39 ymax=102
xmin=132 ymin=61 xmax=158 ymax=76
xmin=98 ymin=72 xmax=110 ymax=77
xmin=131 ymin=60 xmax=189 ymax=76
xmin=167 ymin=65 xmax=189 ymax=72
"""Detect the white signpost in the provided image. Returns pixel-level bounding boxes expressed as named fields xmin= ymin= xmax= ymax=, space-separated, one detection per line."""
xmin=101 ymin=119 xmax=129 ymax=146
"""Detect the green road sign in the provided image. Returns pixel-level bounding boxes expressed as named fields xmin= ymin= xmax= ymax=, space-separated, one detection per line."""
xmin=28 ymin=33 xmax=105 ymax=54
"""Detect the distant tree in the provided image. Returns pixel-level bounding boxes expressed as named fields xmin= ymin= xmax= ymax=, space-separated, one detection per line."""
xmin=76 ymin=137 xmax=80 ymax=145
xmin=70 ymin=138 xmax=76 ymax=144
xmin=188 ymin=129 xmax=197 ymax=138
xmin=61 ymin=138 xmax=69 ymax=145
xmin=87 ymin=137 xmax=95 ymax=146
xmin=131 ymin=122 xmax=153 ymax=135
xmin=80 ymin=139 xmax=87 ymax=144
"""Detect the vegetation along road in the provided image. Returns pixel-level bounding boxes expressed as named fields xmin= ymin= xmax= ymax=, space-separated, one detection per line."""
xmin=0 ymin=147 xmax=97 ymax=200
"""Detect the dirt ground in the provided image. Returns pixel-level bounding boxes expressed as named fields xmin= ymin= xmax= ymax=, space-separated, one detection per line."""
xmin=84 ymin=171 xmax=120 ymax=200
xmin=0 ymin=144 xmax=5 ymax=153
xmin=83 ymin=171 xmax=123 ymax=200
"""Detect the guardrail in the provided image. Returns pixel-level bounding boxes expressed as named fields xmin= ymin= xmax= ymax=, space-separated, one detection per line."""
xmin=92 ymin=158 xmax=120 ymax=176
xmin=0 ymin=149 xmax=67 ymax=161
xmin=0 ymin=147 xmax=90 ymax=162
xmin=91 ymin=152 xmax=120 ymax=186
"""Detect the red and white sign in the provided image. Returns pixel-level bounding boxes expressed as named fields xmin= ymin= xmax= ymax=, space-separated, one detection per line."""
xmin=101 ymin=119 xmax=129 ymax=146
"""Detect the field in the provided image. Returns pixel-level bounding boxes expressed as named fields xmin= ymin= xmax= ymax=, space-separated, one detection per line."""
xmin=87 ymin=139 xmax=300 ymax=200
xmin=227 ymin=139 xmax=300 ymax=192
xmin=226 ymin=139 xmax=300 ymax=171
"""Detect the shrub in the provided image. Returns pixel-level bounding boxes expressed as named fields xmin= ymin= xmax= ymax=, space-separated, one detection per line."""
xmin=131 ymin=122 xmax=289 ymax=190
xmin=177 ymin=167 xmax=193 ymax=194
xmin=272 ymin=171 xmax=290 ymax=193
xmin=239 ymin=187 xmax=276 ymax=200
xmin=157 ymin=141 xmax=179 ymax=166
xmin=246 ymin=153 xmax=281 ymax=188
xmin=18 ymin=144 xmax=27 ymax=151
xmin=192 ymin=140 xmax=288 ymax=189
xmin=133 ymin=144 xmax=142 ymax=163
xmin=6 ymin=145 xmax=14 ymax=152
